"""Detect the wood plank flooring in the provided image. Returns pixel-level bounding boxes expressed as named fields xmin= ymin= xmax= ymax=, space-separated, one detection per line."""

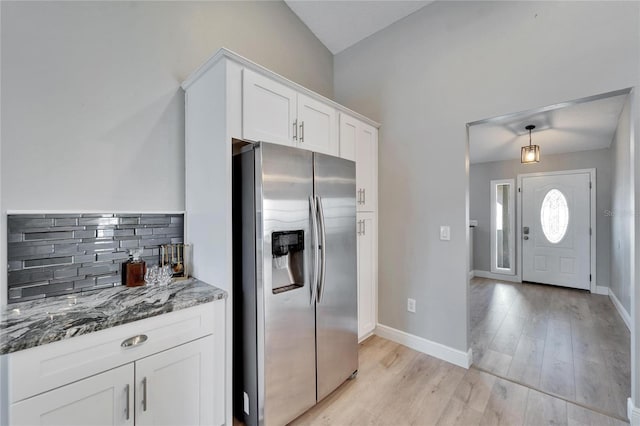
xmin=470 ymin=277 xmax=630 ymax=420
xmin=290 ymin=335 xmax=627 ymax=425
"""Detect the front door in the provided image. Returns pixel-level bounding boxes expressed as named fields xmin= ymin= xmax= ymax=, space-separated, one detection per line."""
xmin=521 ymin=171 xmax=591 ymax=290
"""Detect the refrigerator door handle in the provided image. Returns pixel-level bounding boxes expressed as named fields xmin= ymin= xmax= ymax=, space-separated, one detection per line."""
xmin=309 ymin=196 xmax=319 ymax=305
xmin=316 ymin=195 xmax=327 ymax=303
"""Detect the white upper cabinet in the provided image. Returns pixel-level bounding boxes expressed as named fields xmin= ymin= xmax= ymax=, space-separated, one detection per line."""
xmin=297 ymin=93 xmax=337 ymax=155
xmin=357 ymin=123 xmax=377 ymax=212
xmin=339 ymin=113 xmax=357 ymax=161
xmin=243 ymin=69 xmax=338 ymax=156
xmin=243 ymin=69 xmax=297 ymax=146
xmin=340 ymin=113 xmax=378 ymax=212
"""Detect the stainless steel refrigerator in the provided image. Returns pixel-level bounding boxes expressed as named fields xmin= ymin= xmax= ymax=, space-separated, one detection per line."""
xmin=232 ymin=142 xmax=358 ymax=426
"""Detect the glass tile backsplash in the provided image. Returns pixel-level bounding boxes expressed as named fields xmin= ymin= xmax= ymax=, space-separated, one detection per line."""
xmin=7 ymin=213 xmax=184 ymax=303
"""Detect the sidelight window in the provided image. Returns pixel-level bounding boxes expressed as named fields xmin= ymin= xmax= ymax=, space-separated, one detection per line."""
xmin=490 ymin=179 xmax=515 ymax=275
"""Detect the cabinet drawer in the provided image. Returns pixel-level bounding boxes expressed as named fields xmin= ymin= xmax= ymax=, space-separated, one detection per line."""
xmin=7 ymin=301 xmax=222 ymax=403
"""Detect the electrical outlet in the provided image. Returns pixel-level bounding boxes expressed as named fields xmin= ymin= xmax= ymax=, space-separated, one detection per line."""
xmin=407 ymin=298 xmax=416 ymax=313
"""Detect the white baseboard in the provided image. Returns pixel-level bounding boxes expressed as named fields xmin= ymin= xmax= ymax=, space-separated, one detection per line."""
xmin=609 ymin=289 xmax=632 ymax=331
xmin=472 ymin=270 xmax=521 ymax=283
xmin=375 ymin=324 xmax=472 ymax=369
xmin=629 ymin=398 xmax=640 ymax=424
xmin=594 ymin=285 xmax=609 ymax=296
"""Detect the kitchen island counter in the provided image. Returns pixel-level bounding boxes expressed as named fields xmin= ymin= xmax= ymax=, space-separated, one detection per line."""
xmin=0 ymin=279 xmax=226 ymax=355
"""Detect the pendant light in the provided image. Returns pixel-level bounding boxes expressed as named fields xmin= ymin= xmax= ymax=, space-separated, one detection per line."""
xmin=521 ymin=124 xmax=540 ymax=164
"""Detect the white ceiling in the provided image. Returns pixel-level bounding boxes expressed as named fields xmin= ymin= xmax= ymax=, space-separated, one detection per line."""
xmin=285 ymin=1 xmax=433 ymax=54
xmin=469 ymin=94 xmax=629 ymax=164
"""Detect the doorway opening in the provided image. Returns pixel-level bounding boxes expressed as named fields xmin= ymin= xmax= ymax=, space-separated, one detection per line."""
xmin=466 ymin=88 xmax=633 ymax=421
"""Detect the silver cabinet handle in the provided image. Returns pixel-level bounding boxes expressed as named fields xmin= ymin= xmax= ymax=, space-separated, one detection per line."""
xmin=142 ymin=377 xmax=148 ymax=411
xmin=316 ymin=195 xmax=327 ymax=303
xmin=309 ymin=196 xmax=319 ymax=305
xmin=357 ymin=189 xmax=362 ymax=205
xmin=121 ymin=334 xmax=148 ymax=348
xmin=293 ymin=119 xmax=298 ymax=141
xmin=125 ymin=384 xmax=130 ymax=420
xmin=300 ymin=121 xmax=305 ymax=143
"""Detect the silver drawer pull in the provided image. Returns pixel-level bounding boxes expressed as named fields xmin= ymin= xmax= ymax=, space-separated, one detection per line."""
xmin=121 ymin=334 xmax=148 ymax=348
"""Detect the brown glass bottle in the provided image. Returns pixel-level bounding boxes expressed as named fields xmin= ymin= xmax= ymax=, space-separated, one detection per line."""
xmin=122 ymin=259 xmax=146 ymax=287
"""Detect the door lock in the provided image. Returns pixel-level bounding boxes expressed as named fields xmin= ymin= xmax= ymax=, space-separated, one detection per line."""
xmin=523 ymin=226 xmax=530 ymax=235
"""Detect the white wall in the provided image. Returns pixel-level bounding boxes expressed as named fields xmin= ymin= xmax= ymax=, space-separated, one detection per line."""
xmin=611 ymin=97 xmax=633 ymax=314
xmin=334 ymin=1 xmax=639 ymax=352
xmin=0 ymin=1 xmax=333 ymax=305
xmin=470 ymin=148 xmax=613 ymax=287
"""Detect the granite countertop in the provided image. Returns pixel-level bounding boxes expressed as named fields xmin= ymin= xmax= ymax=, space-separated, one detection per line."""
xmin=0 ymin=279 xmax=227 ymax=355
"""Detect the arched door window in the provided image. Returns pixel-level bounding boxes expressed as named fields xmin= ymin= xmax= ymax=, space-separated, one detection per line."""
xmin=540 ymin=189 xmax=569 ymax=244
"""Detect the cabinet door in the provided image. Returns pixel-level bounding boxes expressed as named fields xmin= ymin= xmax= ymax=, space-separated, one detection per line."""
xmin=297 ymin=93 xmax=337 ymax=155
xmin=357 ymin=212 xmax=377 ymax=340
xmin=11 ymin=364 xmax=134 ymax=426
xmin=356 ymin=123 xmax=378 ymax=212
xmin=339 ymin=113 xmax=357 ymax=161
xmin=243 ymin=69 xmax=297 ymax=146
xmin=135 ymin=336 xmax=216 ymax=426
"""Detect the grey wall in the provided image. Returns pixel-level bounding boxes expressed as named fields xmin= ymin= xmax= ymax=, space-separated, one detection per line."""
xmin=610 ymin=97 xmax=633 ymax=314
xmin=469 ymin=148 xmax=613 ymax=287
xmin=0 ymin=1 xmax=333 ymax=305
xmin=334 ymin=1 xmax=639 ymax=351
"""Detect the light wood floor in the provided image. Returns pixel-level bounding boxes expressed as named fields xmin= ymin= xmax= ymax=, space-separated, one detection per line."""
xmin=290 ymin=335 xmax=627 ymax=425
xmin=470 ymin=277 xmax=630 ymax=420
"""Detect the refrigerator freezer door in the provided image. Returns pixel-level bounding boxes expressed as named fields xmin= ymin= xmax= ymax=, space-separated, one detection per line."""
xmin=313 ymin=153 xmax=359 ymax=401
xmin=260 ymin=143 xmax=317 ymax=426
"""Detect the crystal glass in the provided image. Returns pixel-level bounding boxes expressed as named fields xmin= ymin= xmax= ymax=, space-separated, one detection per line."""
xmin=145 ymin=265 xmax=159 ymax=286
xmin=159 ymin=264 xmax=173 ymax=286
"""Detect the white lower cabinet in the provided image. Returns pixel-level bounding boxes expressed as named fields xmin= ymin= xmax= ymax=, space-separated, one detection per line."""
xmin=11 ymin=364 xmax=134 ymax=426
xmin=136 ymin=336 xmax=214 ymax=426
xmin=5 ymin=302 xmax=225 ymax=426
xmin=357 ymin=212 xmax=377 ymax=340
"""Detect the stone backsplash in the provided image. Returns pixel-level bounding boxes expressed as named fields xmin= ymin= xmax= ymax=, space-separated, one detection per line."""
xmin=7 ymin=213 xmax=183 ymax=303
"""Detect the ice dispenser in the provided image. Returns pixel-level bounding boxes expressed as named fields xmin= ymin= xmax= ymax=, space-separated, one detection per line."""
xmin=271 ymin=230 xmax=304 ymax=294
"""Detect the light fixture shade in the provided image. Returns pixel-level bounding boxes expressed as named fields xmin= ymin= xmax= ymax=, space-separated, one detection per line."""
xmin=521 ymin=144 xmax=540 ymax=163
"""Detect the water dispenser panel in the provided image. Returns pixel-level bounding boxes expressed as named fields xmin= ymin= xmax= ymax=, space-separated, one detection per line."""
xmin=271 ymin=230 xmax=305 ymax=294
xmin=272 ymin=231 xmax=304 ymax=257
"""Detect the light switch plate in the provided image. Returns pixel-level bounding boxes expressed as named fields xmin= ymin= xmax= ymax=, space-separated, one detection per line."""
xmin=440 ymin=226 xmax=451 ymax=241
xmin=407 ymin=298 xmax=416 ymax=313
